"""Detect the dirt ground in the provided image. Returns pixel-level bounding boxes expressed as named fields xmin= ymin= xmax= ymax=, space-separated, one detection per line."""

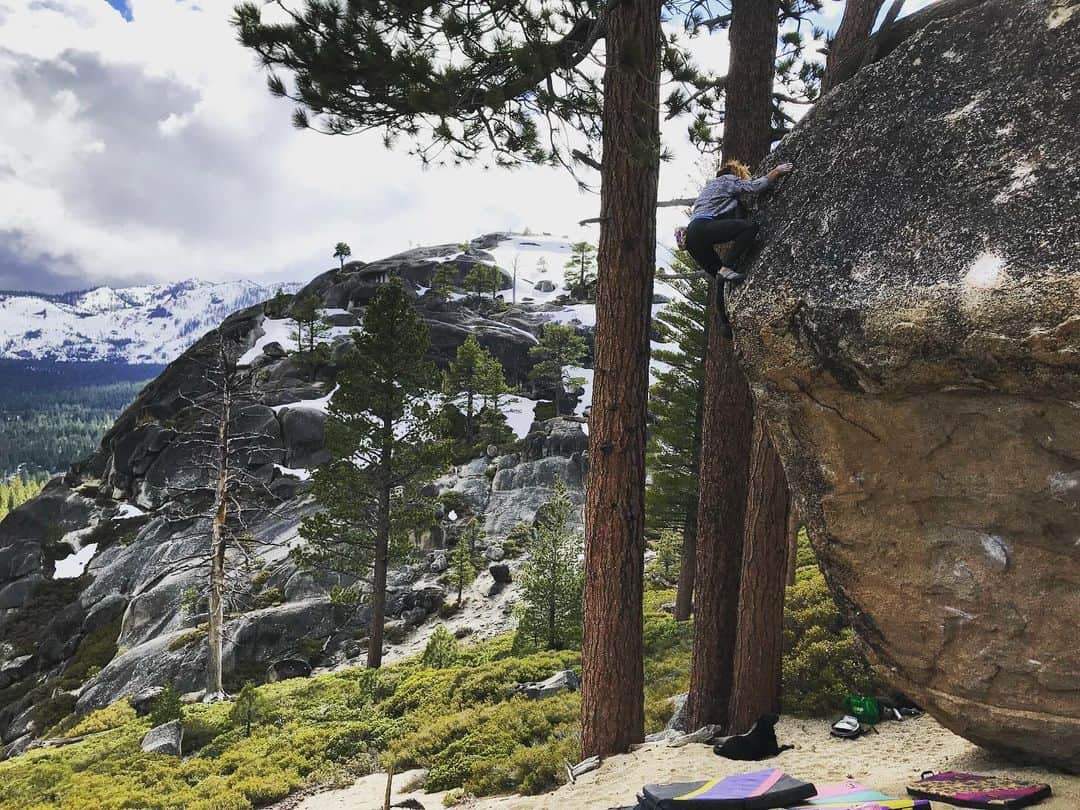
xmin=295 ymin=715 xmax=1080 ymax=809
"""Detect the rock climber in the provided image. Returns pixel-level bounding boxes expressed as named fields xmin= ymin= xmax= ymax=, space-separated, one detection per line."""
xmin=680 ymin=159 xmax=794 ymax=335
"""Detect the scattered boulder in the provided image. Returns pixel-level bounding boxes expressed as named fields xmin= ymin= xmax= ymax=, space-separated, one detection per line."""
xmin=483 ymin=544 xmax=505 ymax=562
xmin=140 ymin=720 xmax=183 ymax=756
xmin=266 ymin=659 xmax=312 ymax=683
xmin=488 ymin=563 xmax=511 ymax=585
xmin=665 ymin=693 xmax=689 ymax=733
xmin=401 ymin=607 xmax=428 ymax=628
xmin=0 ymin=655 xmax=34 ymax=690
xmin=3 ymin=733 xmax=34 ymax=759
xmin=324 ymin=311 xmax=360 ymax=327
xmin=129 ymin=686 xmax=164 ymax=717
xmin=730 ymin=0 xmax=1080 ymax=770
xmin=534 ymin=280 xmax=556 ymax=292
xmin=262 ymin=341 xmax=288 ymax=359
xmin=279 ymin=407 xmax=329 ymax=468
xmin=428 ymin=551 xmax=449 ymax=574
xmin=514 ymin=669 xmax=579 ymax=700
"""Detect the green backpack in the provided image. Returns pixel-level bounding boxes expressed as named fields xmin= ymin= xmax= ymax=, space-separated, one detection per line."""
xmin=845 ymin=694 xmax=880 ymax=724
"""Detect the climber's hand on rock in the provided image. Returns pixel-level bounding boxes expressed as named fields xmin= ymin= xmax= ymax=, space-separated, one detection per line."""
xmin=768 ymin=163 xmax=794 ymax=182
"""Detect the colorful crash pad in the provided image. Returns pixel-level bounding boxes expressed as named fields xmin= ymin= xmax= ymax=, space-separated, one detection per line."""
xmin=906 ymin=771 xmax=1052 ymax=808
xmin=787 ymin=780 xmax=931 ymax=809
xmin=640 ymin=769 xmax=817 ymax=809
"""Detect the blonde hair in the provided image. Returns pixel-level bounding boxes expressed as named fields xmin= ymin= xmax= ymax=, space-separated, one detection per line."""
xmin=718 ymin=159 xmax=751 ymax=180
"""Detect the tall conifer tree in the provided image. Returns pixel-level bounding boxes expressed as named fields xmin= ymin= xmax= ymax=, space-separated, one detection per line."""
xmin=646 ymin=263 xmax=708 ymax=621
xmin=296 ymin=280 xmax=449 ymax=668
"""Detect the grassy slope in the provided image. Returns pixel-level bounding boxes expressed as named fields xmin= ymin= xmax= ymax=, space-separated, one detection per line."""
xmin=0 ymin=540 xmax=876 ymax=810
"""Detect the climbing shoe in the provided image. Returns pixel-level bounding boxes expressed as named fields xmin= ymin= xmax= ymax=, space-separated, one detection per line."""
xmin=718 ymin=267 xmax=745 ymax=281
xmin=656 ymin=271 xmax=709 ymax=281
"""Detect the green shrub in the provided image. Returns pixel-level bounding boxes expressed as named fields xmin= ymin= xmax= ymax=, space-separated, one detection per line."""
xmin=782 ymin=530 xmax=882 ymax=716
xmin=58 ymin=619 xmax=121 ymax=691
xmin=252 ymin=588 xmax=284 ymax=609
xmin=328 ymin=585 xmax=359 ymax=608
xmin=642 ymin=588 xmax=693 ymax=733
xmin=169 ymin=628 xmax=207 ymax=652
xmin=392 ymin=693 xmax=579 ymax=793
xmin=421 ymin=626 xmax=459 ymax=669
xmin=233 ymin=773 xmax=296 ymax=804
xmin=64 ymin=701 xmax=137 ymax=738
xmin=188 ymin=793 xmax=253 ymax=810
xmin=229 ymin=683 xmax=275 ymax=737
xmin=4 ymin=578 xmax=86 ymax=654
xmin=149 ymin=684 xmax=183 ymax=727
xmin=33 ymin=691 xmax=78 ymax=735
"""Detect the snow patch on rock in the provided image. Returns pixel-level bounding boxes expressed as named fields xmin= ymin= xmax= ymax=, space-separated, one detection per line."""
xmin=54 ymin=543 xmax=98 ymax=579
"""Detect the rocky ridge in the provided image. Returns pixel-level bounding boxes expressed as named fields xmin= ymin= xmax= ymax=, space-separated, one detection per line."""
xmin=0 ymin=234 xmax=617 ymax=756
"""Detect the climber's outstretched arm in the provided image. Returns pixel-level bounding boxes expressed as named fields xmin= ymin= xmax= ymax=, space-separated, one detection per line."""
xmin=734 ymin=163 xmax=795 ymax=195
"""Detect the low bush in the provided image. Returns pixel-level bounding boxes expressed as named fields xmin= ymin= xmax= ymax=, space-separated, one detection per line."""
xmin=33 ymin=691 xmax=78 ymax=736
xmin=149 ymin=684 xmax=183 ymax=727
xmin=63 ymin=701 xmax=137 ymax=738
xmin=782 ymin=530 xmax=882 ymax=715
xmin=420 ymin=625 xmax=459 ymax=669
xmin=169 ymin=628 xmax=207 ymax=652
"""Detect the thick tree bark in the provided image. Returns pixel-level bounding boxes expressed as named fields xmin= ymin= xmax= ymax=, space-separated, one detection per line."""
xmin=823 ymin=0 xmax=886 ymax=93
xmin=686 ymin=286 xmax=754 ymax=731
xmin=686 ymin=0 xmax=779 ymax=733
xmin=368 ymin=417 xmax=394 ymax=669
xmin=367 ymin=481 xmax=390 ymax=669
xmin=728 ymin=422 xmax=792 ymax=731
xmin=206 ymin=343 xmax=232 ymax=697
xmin=673 ymin=497 xmax=698 ymax=621
xmin=721 ymin=0 xmax=779 ymax=162
xmin=579 ymin=0 xmax=661 ymax=760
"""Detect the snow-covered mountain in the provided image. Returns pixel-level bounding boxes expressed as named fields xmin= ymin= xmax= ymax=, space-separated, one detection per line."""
xmin=0 ymin=279 xmax=301 ymax=363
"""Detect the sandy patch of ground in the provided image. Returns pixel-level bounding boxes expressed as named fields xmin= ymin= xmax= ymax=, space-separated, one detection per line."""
xmin=296 ymin=716 xmax=1080 ymax=810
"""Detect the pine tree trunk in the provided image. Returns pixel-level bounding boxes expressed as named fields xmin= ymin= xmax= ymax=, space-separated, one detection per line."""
xmin=466 ymin=390 xmax=474 ymax=443
xmin=686 ymin=286 xmax=754 ymax=731
xmin=687 ymin=0 xmax=779 ymax=732
xmin=580 ymin=0 xmax=661 ymax=760
xmin=673 ymin=387 xmax=704 ymax=621
xmin=207 ymin=346 xmax=232 ymax=697
xmin=369 ymin=419 xmax=393 ymax=669
xmin=721 ymin=0 xmax=779 ymax=162
xmin=728 ymin=422 xmax=791 ymax=731
xmin=787 ymin=504 xmax=800 ymax=586
xmin=823 ymin=0 xmax=886 ymax=92
xmin=673 ymin=502 xmax=698 ymax=621
xmin=368 ymin=481 xmax=390 ymax=669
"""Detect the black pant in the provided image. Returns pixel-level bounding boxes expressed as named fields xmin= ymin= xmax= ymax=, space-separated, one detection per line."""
xmin=685 ymin=217 xmax=758 ymax=327
xmin=685 ymin=217 xmax=759 ymax=276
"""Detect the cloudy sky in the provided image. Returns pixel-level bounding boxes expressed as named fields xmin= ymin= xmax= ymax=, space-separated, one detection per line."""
xmin=0 ymin=0 xmax=931 ymax=293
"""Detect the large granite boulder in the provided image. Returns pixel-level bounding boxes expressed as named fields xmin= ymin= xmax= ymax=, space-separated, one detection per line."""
xmin=730 ymin=0 xmax=1080 ymax=770
xmin=141 ymin=720 xmax=183 ymax=756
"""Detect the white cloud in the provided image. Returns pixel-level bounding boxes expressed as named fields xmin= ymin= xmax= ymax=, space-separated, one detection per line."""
xmin=0 ymin=0 xmax=848 ymax=293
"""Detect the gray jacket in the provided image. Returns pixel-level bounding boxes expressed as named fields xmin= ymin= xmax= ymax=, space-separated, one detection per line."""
xmin=690 ymin=173 xmax=771 ymax=220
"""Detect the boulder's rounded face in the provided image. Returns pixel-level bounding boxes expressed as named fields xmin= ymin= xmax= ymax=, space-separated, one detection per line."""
xmin=731 ymin=0 xmax=1080 ymax=770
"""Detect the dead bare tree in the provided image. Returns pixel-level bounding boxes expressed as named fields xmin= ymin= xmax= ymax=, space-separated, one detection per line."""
xmin=162 ymin=331 xmax=290 ymax=698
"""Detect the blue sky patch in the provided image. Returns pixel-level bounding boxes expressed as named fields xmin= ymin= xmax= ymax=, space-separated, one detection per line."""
xmin=105 ymin=0 xmax=133 ymax=22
